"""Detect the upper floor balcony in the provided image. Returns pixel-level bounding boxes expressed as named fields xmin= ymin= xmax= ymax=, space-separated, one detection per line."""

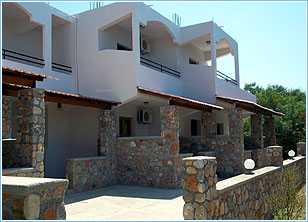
xmin=2 ymin=2 xmax=75 ymax=93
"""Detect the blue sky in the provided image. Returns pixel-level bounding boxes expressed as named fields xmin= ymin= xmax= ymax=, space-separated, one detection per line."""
xmin=49 ymin=1 xmax=307 ymax=91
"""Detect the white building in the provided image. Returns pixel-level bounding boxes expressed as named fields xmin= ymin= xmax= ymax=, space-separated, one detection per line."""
xmin=3 ymin=2 xmax=282 ymax=184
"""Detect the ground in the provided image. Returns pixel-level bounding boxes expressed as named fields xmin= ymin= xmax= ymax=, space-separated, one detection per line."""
xmin=297 ymin=183 xmax=306 ymax=220
xmin=65 ymin=185 xmax=184 ymax=220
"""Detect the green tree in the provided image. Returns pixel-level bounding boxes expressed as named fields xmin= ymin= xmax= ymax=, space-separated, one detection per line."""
xmin=244 ymin=83 xmax=306 ymax=156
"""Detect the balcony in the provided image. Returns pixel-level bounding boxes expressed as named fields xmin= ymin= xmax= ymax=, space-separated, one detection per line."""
xmin=140 ymin=57 xmax=180 ymax=78
xmin=216 ymin=70 xmax=238 ymax=86
xmin=2 ymin=49 xmax=72 ymax=74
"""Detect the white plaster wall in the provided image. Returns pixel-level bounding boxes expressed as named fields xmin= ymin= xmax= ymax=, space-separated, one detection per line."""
xmin=142 ymin=37 xmax=177 ymax=70
xmin=2 ymin=19 xmax=43 ymax=58
xmin=215 ymin=111 xmax=230 ymax=135
xmin=178 ymin=64 xmax=216 ymax=104
xmin=216 ymin=78 xmax=257 ymax=102
xmin=45 ymin=103 xmax=99 ymax=178
xmin=177 ymin=43 xmax=207 ymax=65
xmin=180 ymin=110 xmax=202 ymax=137
xmin=115 ymin=104 xmax=161 ymax=137
xmin=98 ymin=25 xmax=132 ymax=51
xmin=75 ymin=4 xmax=138 ymax=102
xmin=52 ymin=21 xmax=75 ymax=67
xmin=137 ymin=65 xmax=182 ymax=96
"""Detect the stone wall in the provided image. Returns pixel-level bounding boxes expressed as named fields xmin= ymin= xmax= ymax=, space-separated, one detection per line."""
xmin=181 ymin=155 xmax=306 ymax=220
xmin=297 ymin=142 xmax=306 ymax=156
xmin=116 ymin=105 xmax=182 ymax=188
xmin=244 ymin=150 xmax=252 ymax=160
xmin=2 ymin=139 xmax=20 ymax=169
xmin=66 ymin=156 xmax=116 ymax=193
xmin=17 ymin=88 xmax=45 ymax=177
xmin=265 ymin=146 xmax=283 ymax=167
xmin=251 ymin=149 xmax=266 ymax=168
xmin=2 ymin=167 xmax=34 ymax=177
xmin=2 ymin=96 xmax=12 ymax=139
xmin=2 ymin=176 xmax=68 ymax=220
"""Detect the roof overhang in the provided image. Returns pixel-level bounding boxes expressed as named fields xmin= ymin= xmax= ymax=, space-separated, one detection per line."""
xmin=137 ymin=87 xmax=223 ymax=112
xmin=3 ymin=83 xmax=120 ymax=109
xmin=216 ymin=96 xmax=284 ymax=117
xmin=2 ymin=66 xmax=58 ymax=87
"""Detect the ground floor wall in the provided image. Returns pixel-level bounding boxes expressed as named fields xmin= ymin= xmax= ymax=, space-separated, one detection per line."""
xmin=45 ymin=103 xmax=100 ymax=178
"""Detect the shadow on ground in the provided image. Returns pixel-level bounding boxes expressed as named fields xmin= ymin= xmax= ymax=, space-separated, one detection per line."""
xmin=65 ymin=185 xmax=183 ymax=205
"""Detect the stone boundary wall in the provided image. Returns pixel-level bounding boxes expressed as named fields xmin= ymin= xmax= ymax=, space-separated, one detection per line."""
xmin=2 ymin=176 xmax=68 ymax=220
xmin=244 ymin=150 xmax=252 ymax=160
xmin=251 ymin=149 xmax=266 ymax=168
xmin=66 ymin=156 xmax=117 ymax=193
xmin=297 ymin=142 xmax=306 ymax=156
xmin=181 ymin=155 xmax=306 ymax=220
xmin=2 ymin=167 xmax=34 ymax=177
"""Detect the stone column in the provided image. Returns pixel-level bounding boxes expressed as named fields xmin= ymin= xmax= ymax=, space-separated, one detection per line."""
xmin=251 ymin=114 xmax=263 ymax=148
xmin=266 ymin=146 xmax=283 ymax=167
xmin=17 ymin=88 xmax=45 ymax=177
xmin=99 ymin=109 xmax=116 ymax=158
xmin=297 ymin=142 xmax=306 ymax=156
xmin=202 ymin=111 xmax=216 ymax=139
xmin=160 ymin=105 xmax=181 ymax=188
xmin=160 ymin=105 xmax=180 ymax=156
xmin=227 ymin=108 xmax=245 ymax=175
xmin=264 ymin=116 xmax=276 ymax=147
xmin=2 ymin=96 xmax=12 ymax=139
xmin=182 ymin=156 xmax=218 ymax=220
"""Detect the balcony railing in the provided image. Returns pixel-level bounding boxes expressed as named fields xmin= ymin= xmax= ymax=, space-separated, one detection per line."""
xmin=217 ymin=70 xmax=238 ymax=85
xmin=140 ymin=57 xmax=181 ymax=78
xmin=52 ymin=62 xmax=72 ymax=73
xmin=2 ymin=49 xmax=72 ymax=73
xmin=2 ymin=49 xmax=45 ymax=67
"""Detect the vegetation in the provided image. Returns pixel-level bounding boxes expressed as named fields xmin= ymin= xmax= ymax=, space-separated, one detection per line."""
xmin=244 ymin=83 xmax=306 ymax=157
xmin=265 ymin=166 xmax=305 ymax=220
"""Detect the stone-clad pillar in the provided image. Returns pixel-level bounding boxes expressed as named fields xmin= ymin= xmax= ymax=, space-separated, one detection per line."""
xmin=2 ymin=96 xmax=12 ymax=139
xmin=17 ymin=89 xmax=45 ymax=177
xmin=264 ymin=116 xmax=276 ymax=147
xmin=227 ymin=108 xmax=245 ymax=175
xmin=202 ymin=112 xmax=216 ymax=138
xmin=182 ymin=156 xmax=218 ymax=220
xmin=266 ymin=146 xmax=283 ymax=167
xmin=251 ymin=114 xmax=263 ymax=148
xmin=99 ymin=109 xmax=116 ymax=158
xmin=160 ymin=105 xmax=180 ymax=156
xmin=297 ymin=142 xmax=306 ymax=156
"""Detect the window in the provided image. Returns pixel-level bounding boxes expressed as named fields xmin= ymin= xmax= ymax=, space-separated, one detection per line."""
xmin=119 ymin=117 xmax=132 ymax=137
xmin=189 ymin=57 xmax=199 ymax=65
xmin=217 ymin=123 xmax=224 ymax=135
xmin=117 ymin=43 xmax=132 ymax=51
xmin=191 ymin=119 xmax=201 ymax=136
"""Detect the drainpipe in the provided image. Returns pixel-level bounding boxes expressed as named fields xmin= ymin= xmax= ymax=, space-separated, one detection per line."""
xmin=70 ymin=15 xmax=80 ymax=95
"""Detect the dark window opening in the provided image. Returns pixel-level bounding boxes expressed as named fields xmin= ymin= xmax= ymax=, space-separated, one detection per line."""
xmin=217 ymin=123 xmax=224 ymax=135
xmin=119 ymin=117 xmax=132 ymax=137
xmin=117 ymin=43 xmax=132 ymax=51
xmin=191 ymin=119 xmax=201 ymax=136
xmin=189 ymin=57 xmax=199 ymax=65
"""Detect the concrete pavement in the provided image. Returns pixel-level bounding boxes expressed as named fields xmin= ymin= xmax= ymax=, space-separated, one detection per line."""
xmin=65 ymin=185 xmax=184 ymax=221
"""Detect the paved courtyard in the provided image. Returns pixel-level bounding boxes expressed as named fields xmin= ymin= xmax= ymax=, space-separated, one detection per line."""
xmin=65 ymin=185 xmax=184 ymax=221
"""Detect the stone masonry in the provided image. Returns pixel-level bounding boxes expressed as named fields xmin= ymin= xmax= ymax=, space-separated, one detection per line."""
xmin=181 ymin=155 xmax=305 ymax=220
xmin=251 ymin=114 xmax=263 ymax=148
xmin=265 ymin=146 xmax=283 ymax=167
xmin=116 ymin=105 xmax=182 ymax=188
xmin=264 ymin=116 xmax=276 ymax=147
xmin=2 ymin=176 xmax=68 ymax=220
xmin=202 ymin=111 xmax=216 ymax=138
xmin=251 ymin=149 xmax=266 ymax=168
xmin=2 ymin=96 xmax=12 ymax=139
xmin=16 ymin=88 xmax=45 ymax=178
xmin=182 ymin=156 xmax=218 ymax=220
xmin=297 ymin=142 xmax=306 ymax=156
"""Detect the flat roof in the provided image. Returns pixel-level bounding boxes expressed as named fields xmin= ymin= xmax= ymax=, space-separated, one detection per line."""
xmin=137 ymin=87 xmax=223 ymax=112
xmin=216 ymin=96 xmax=284 ymax=116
